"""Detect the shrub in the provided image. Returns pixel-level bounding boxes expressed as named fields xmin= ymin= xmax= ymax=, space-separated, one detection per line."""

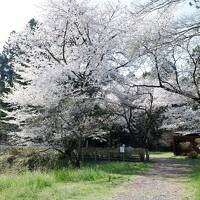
xmin=0 ymin=147 xmax=68 ymax=173
xmin=188 ymin=151 xmax=198 ymax=159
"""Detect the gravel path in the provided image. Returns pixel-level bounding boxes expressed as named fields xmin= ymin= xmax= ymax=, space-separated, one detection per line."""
xmin=112 ymin=158 xmax=192 ymax=200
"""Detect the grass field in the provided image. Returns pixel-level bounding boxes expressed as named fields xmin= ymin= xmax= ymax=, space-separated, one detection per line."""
xmin=2 ymin=149 xmax=200 ymax=200
xmin=0 ymin=161 xmax=150 ymax=200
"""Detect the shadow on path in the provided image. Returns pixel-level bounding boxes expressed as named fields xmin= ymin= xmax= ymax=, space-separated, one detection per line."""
xmin=113 ymin=156 xmax=193 ymax=200
xmin=146 ymin=157 xmax=191 ymax=179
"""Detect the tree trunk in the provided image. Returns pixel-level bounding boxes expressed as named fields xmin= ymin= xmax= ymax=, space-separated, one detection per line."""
xmin=62 ymin=139 xmax=81 ymax=168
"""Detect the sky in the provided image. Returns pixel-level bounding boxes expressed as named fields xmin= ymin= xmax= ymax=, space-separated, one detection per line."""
xmin=0 ymin=0 xmax=130 ymax=51
xmin=0 ymin=0 xmax=44 ymax=50
xmin=0 ymin=0 xmax=196 ymax=51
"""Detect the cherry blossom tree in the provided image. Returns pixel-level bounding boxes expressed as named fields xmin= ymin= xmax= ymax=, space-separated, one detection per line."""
xmin=128 ymin=0 xmax=200 ymax=106
xmin=6 ymin=0 xmax=130 ymax=108
xmin=5 ymin=0 xmax=197 ymax=159
xmin=3 ymin=0 xmax=133 ymax=163
xmin=104 ymin=80 xmax=167 ymax=160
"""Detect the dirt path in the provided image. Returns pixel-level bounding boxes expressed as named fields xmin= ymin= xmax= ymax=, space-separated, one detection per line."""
xmin=112 ymin=157 xmax=192 ymax=200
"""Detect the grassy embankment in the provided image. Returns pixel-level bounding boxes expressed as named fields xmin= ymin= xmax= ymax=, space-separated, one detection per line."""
xmin=0 ymin=160 xmax=150 ymax=200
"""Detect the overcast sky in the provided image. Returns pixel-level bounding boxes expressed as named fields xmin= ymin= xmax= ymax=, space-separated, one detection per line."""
xmin=0 ymin=0 xmax=196 ymax=51
xmin=0 ymin=0 xmax=44 ymax=50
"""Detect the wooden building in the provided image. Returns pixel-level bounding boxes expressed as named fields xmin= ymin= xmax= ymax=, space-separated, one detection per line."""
xmin=173 ymin=131 xmax=200 ymax=155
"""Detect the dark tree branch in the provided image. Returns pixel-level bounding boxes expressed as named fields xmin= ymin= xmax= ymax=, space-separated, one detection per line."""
xmin=62 ymin=21 xmax=69 ymax=64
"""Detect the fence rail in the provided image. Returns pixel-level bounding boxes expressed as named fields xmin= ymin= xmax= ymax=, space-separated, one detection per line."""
xmin=81 ymin=148 xmax=140 ymax=162
xmin=0 ymin=145 xmax=141 ymax=162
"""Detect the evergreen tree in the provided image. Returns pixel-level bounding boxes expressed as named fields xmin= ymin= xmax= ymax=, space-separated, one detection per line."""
xmin=0 ymin=18 xmax=38 ymax=143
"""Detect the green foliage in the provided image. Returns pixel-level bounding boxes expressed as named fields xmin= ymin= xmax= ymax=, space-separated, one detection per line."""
xmin=0 ymin=54 xmax=12 ymax=93
xmin=0 ymin=161 xmax=150 ymax=200
xmin=28 ymin=18 xmax=38 ymax=31
xmin=0 ymin=18 xmax=38 ymax=144
xmin=52 ymin=168 xmax=107 ymax=182
xmin=0 ymin=32 xmax=19 ymax=143
xmin=187 ymin=158 xmax=200 ymax=200
xmin=0 ymin=147 xmax=67 ymax=173
xmin=187 ymin=151 xmax=198 ymax=159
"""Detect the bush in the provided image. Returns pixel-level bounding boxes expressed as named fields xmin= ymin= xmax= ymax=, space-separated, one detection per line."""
xmin=188 ymin=151 xmax=198 ymax=159
xmin=0 ymin=147 xmax=68 ymax=173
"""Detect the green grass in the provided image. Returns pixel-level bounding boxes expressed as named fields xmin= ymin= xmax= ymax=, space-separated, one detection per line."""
xmin=150 ymin=151 xmax=174 ymax=158
xmin=185 ymin=158 xmax=200 ymax=200
xmin=150 ymin=151 xmax=188 ymax=160
xmin=0 ymin=161 xmax=150 ymax=200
